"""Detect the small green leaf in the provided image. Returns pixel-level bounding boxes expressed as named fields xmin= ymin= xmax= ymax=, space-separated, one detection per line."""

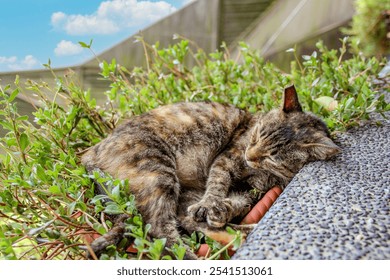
xmin=16 ymin=115 xmax=29 ymax=121
xmin=19 ymin=133 xmax=29 ymax=151
xmin=104 ymin=203 xmax=123 ymax=215
xmin=78 ymin=41 xmax=90 ymax=48
xmin=35 ymin=164 xmax=47 ymax=181
xmin=93 ymin=223 xmax=107 ymax=235
xmin=171 ymin=243 xmax=186 ymax=260
xmin=49 ymin=185 xmax=62 ymax=195
xmin=8 ymin=88 xmax=19 ymax=102
xmin=67 ymin=201 xmax=76 ymax=216
xmin=132 ymin=215 xmax=143 ymax=227
xmin=144 ymin=224 xmax=151 ymax=236
xmin=0 ymin=120 xmax=13 ymax=130
xmin=147 ymin=238 xmax=166 ymax=259
xmin=91 ymin=194 xmax=109 ymax=204
xmin=345 ymin=97 xmax=355 ymax=110
xmin=43 ymin=59 xmax=51 ymax=69
xmin=111 ymin=185 xmax=120 ymax=200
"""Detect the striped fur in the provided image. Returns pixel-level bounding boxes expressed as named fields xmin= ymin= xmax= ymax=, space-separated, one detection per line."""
xmin=81 ymin=86 xmax=340 ymax=259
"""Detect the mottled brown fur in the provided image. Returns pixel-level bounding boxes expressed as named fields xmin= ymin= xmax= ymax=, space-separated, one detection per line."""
xmin=81 ymin=85 xmax=340 ymax=259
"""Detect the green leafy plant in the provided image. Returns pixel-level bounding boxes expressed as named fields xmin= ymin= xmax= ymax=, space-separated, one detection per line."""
xmin=343 ymin=0 xmax=390 ymax=57
xmin=0 ymin=37 xmax=388 ymax=260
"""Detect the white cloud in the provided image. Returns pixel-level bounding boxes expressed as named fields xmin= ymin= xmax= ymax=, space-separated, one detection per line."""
xmin=0 ymin=56 xmax=17 ymax=64
xmin=21 ymin=55 xmax=38 ymax=68
xmin=54 ymin=40 xmax=84 ymax=56
xmin=0 ymin=55 xmax=39 ymax=71
xmin=51 ymin=0 xmax=177 ymax=35
xmin=51 ymin=11 xmax=67 ymax=26
xmin=51 ymin=11 xmax=119 ymax=35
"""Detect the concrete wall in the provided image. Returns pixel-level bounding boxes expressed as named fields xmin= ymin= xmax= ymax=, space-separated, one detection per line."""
xmin=232 ymin=0 xmax=355 ymax=57
xmin=81 ymin=0 xmax=274 ymax=68
xmin=0 ymin=0 xmax=355 ymax=111
xmin=1 ymin=0 xmax=276 ymax=106
xmin=0 ymin=0 xmax=219 ymax=106
xmin=82 ymin=0 xmax=222 ymax=70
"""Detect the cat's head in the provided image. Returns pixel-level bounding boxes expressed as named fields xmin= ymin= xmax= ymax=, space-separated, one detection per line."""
xmin=245 ymin=85 xmax=341 ymax=180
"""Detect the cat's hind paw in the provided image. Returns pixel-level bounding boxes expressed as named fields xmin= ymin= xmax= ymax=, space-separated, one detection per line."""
xmin=187 ymin=200 xmax=208 ymax=223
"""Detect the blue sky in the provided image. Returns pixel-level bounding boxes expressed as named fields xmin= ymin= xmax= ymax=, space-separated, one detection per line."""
xmin=0 ymin=0 xmax=190 ymax=72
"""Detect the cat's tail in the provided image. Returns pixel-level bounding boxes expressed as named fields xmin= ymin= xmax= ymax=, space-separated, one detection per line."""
xmin=85 ymin=214 xmax=131 ymax=259
xmin=82 ymin=166 xmax=131 ymax=259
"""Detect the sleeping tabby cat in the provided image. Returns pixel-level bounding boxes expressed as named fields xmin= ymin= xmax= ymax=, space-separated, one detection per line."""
xmin=81 ymin=85 xmax=340 ymax=259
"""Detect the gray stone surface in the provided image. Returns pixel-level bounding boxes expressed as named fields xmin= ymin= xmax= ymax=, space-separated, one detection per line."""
xmin=233 ymin=66 xmax=390 ymax=260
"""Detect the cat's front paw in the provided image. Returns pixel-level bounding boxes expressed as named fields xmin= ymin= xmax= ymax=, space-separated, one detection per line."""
xmin=187 ymin=198 xmax=233 ymax=228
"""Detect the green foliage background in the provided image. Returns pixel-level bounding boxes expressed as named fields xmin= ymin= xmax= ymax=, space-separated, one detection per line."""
xmin=0 ymin=37 xmax=388 ymax=259
xmin=343 ymin=0 xmax=390 ymax=57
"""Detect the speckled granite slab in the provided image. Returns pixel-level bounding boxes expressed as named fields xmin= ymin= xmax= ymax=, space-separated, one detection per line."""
xmin=233 ymin=67 xmax=390 ymax=260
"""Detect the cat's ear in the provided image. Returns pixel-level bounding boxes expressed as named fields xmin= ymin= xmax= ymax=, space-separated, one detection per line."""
xmin=283 ymin=85 xmax=302 ymax=113
xmin=301 ymin=136 xmax=341 ymax=160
